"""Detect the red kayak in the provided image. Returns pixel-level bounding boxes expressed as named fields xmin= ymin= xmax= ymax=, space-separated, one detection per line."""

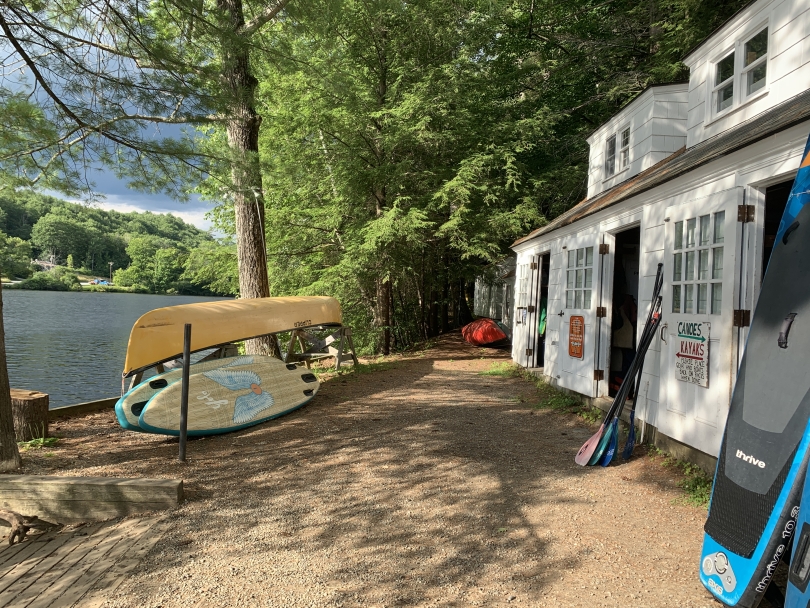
xmin=462 ymin=318 xmax=509 ymax=347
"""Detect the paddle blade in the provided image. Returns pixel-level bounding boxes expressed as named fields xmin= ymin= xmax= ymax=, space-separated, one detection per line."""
xmin=575 ymin=424 xmax=605 ymax=466
xmin=600 ymin=420 xmax=619 ymax=466
xmin=590 ymin=422 xmax=614 ymax=465
xmin=622 ymin=410 xmax=637 ymax=460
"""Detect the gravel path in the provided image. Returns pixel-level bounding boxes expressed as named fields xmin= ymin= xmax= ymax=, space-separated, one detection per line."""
xmin=24 ymin=334 xmax=717 ymax=607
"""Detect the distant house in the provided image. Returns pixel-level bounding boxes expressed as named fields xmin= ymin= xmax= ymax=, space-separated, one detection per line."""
xmin=510 ymin=0 xmax=810 ymax=465
xmin=473 ymin=257 xmax=516 ymax=336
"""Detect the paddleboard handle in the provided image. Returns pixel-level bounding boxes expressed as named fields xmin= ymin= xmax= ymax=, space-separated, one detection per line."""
xmin=783 ymin=220 xmax=800 ymax=245
xmin=778 ymin=313 xmax=797 ymax=349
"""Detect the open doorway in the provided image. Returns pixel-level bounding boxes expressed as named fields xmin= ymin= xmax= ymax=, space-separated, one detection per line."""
xmin=535 ymin=253 xmax=550 ymax=368
xmin=762 ymin=180 xmax=793 ymax=280
xmin=608 ymin=227 xmax=641 ymax=397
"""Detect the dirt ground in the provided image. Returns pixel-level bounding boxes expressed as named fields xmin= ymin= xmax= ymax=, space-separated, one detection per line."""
xmin=21 ymin=333 xmax=719 ymax=607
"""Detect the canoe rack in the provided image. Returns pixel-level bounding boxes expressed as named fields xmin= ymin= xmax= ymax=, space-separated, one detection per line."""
xmin=283 ymin=326 xmax=359 ymax=370
xmin=126 ymin=326 xmax=358 ymax=391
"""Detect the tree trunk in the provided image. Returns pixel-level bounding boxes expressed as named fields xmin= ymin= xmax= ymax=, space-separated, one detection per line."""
xmin=458 ymin=279 xmax=474 ymax=326
xmin=376 ymin=278 xmax=391 ymax=355
xmin=0 ymin=285 xmax=21 ymax=472
xmin=10 ymin=390 xmax=48 ymax=442
xmin=220 ymin=0 xmax=275 ymax=356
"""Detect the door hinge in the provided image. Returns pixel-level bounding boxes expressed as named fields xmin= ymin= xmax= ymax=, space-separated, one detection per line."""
xmin=527 ymin=305 xmax=536 ymax=313
xmin=594 ymin=369 xmax=605 ymax=381
xmin=733 ymin=309 xmax=751 ymax=327
xmin=738 ymin=205 xmax=755 ymax=223
xmin=530 ymin=262 xmax=538 ymax=269
xmin=599 ymin=243 xmax=610 ymax=255
xmin=596 ymin=306 xmax=607 ymax=318
xmin=525 ymin=348 xmax=533 ymax=357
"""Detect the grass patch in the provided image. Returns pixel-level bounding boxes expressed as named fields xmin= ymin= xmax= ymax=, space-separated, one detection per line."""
xmin=18 ymin=436 xmax=60 ymax=450
xmin=481 ymin=361 xmax=603 ymax=423
xmin=479 ymin=362 xmax=522 ymax=378
xmin=649 ymin=447 xmax=713 ymax=508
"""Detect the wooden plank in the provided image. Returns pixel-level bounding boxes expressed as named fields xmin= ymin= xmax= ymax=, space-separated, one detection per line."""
xmin=78 ymin=518 xmax=170 ymax=608
xmin=48 ymin=398 xmax=117 ymax=421
xmin=0 ymin=476 xmax=183 ymax=523
xmin=0 ymin=529 xmax=57 ymax=567
xmin=48 ymin=518 xmax=155 ymax=608
xmin=25 ymin=519 xmax=144 ymax=608
xmin=0 ymin=523 xmax=104 ymax=607
xmin=0 ymin=531 xmax=77 ymax=595
xmin=6 ymin=523 xmax=118 ymax=608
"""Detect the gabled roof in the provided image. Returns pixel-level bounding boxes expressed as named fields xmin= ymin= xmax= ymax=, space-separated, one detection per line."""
xmin=512 ymin=88 xmax=810 ymax=248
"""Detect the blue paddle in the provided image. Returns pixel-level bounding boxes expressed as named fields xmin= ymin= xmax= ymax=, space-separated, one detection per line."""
xmin=599 ymin=419 xmax=619 ymax=466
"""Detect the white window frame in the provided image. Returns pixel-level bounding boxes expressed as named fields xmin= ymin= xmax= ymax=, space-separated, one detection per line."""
xmin=603 ymin=125 xmax=630 ymax=181
xmin=706 ymin=20 xmax=770 ymax=124
xmin=564 ymin=246 xmax=594 ymax=310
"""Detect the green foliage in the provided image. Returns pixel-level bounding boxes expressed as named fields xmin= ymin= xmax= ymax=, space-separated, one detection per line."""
xmin=651 ymin=448 xmax=713 ymax=508
xmin=11 ymin=269 xmax=82 ymax=291
xmin=0 ymin=231 xmax=33 ymax=278
xmin=18 ymin=436 xmax=60 ymax=450
xmin=479 ymin=362 xmax=523 ymax=378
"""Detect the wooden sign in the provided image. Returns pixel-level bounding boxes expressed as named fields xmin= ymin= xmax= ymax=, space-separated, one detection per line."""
xmin=674 ymin=320 xmax=710 ymax=387
xmin=569 ymin=315 xmax=585 ymax=358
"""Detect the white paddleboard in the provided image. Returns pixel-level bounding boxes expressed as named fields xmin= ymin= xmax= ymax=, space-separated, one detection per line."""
xmin=115 ymin=356 xmax=261 ymax=431
xmin=138 ymin=357 xmax=319 ymax=435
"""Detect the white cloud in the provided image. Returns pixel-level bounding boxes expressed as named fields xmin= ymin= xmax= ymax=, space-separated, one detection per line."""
xmin=89 ymin=196 xmax=215 ymax=231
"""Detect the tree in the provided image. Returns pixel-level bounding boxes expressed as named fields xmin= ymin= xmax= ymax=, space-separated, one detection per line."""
xmin=0 ymin=0 xmax=290 ymax=353
xmin=30 ymin=215 xmax=89 ymax=264
xmin=0 ymin=232 xmax=32 ymax=278
xmin=0 ymin=284 xmax=21 ymax=471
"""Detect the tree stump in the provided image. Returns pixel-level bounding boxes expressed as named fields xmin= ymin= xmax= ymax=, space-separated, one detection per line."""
xmin=10 ymin=389 xmax=49 ymax=442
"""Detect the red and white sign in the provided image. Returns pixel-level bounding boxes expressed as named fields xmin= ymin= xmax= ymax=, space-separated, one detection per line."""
xmin=675 ymin=320 xmax=710 ymax=387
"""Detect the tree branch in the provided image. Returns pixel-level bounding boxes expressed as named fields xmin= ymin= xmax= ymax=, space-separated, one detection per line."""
xmin=241 ymin=0 xmax=291 ymax=38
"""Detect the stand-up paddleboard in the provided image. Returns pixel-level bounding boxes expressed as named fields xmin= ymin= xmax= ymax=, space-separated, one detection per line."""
xmin=138 ymin=357 xmax=320 ymax=436
xmin=700 ymin=135 xmax=810 ymax=607
xmin=786 ymin=467 xmax=810 ymax=607
xmin=114 ymin=356 xmax=257 ymax=431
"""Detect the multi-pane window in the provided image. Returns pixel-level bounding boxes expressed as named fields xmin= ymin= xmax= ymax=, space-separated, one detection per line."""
xmin=566 ymin=247 xmax=594 ymax=309
xmin=605 ymin=135 xmax=616 ymax=177
xmin=605 ymin=128 xmax=630 ymax=177
xmin=743 ymin=28 xmax=768 ymax=96
xmin=619 ymin=127 xmax=630 ymax=170
xmin=515 ymin=263 xmax=529 ymax=324
xmin=714 ymin=52 xmax=735 ymax=113
xmin=672 ymin=212 xmax=725 ymax=315
xmin=712 ymin=27 xmax=768 ymax=116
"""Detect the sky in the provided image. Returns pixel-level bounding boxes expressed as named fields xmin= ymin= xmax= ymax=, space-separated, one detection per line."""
xmin=70 ymin=167 xmax=217 ymax=232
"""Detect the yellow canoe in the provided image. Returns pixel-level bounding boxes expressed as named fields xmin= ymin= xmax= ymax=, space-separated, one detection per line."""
xmin=123 ymin=296 xmax=342 ymax=376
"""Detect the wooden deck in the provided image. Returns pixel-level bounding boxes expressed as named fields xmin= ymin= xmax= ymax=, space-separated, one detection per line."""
xmin=0 ymin=516 xmax=167 ymax=607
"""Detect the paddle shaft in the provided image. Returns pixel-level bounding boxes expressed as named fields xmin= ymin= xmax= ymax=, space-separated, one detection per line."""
xmin=179 ymin=323 xmax=191 ymax=462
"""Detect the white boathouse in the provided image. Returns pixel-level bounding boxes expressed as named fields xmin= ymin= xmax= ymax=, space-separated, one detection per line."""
xmin=510 ymin=0 xmax=810 ymax=466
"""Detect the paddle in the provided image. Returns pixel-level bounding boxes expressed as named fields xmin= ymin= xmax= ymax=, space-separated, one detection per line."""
xmin=590 ymin=325 xmax=648 ymax=466
xmin=623 ymin=265 xmax=664 ymax=460
xmin=575 ymin=266 xmax=663 ymax=466
xmin=582 ymin=294 xmax=662 ymax=466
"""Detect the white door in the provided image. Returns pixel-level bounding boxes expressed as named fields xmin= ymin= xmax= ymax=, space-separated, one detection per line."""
xmin=558 ymin=235 xmax=598 ymax=397
xmin=658 ymin=188 xmax=741 ymax=456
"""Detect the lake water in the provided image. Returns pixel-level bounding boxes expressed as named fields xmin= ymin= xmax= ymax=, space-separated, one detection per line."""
xmin=2 ymin=290 xmax=230 ymax=408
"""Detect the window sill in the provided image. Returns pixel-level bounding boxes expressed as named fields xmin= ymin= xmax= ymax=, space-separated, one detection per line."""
xmin=704 ymin=86 xmax=769 ymax=128
xmin=602 ymin=166 xmax=630 ymax=184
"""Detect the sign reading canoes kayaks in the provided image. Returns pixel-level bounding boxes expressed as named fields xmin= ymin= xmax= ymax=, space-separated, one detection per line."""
xmin=675 ymin=320 xmax=710 ymax=387
xmin=115 ymin=356 xmax=257 ymax=432
xmin=138 ymin=357 xmax=319 ymax=436
xmin=123 ymin=296 xmax=341 ymax=377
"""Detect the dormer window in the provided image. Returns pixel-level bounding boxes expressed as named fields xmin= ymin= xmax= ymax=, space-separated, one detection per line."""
xmin=743 ymin=28 xmax=768 ymax=95
xmin=711 ymin=26 xmax=768 ymax=118
xmin=604 ymin=127 xmax=630 ymax=178
xmin=714 ymin=52 xmax=735 ymax=113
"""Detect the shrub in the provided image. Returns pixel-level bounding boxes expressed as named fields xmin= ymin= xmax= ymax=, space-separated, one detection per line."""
xmin=11 ymin=270 xmax=82 ymax=291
